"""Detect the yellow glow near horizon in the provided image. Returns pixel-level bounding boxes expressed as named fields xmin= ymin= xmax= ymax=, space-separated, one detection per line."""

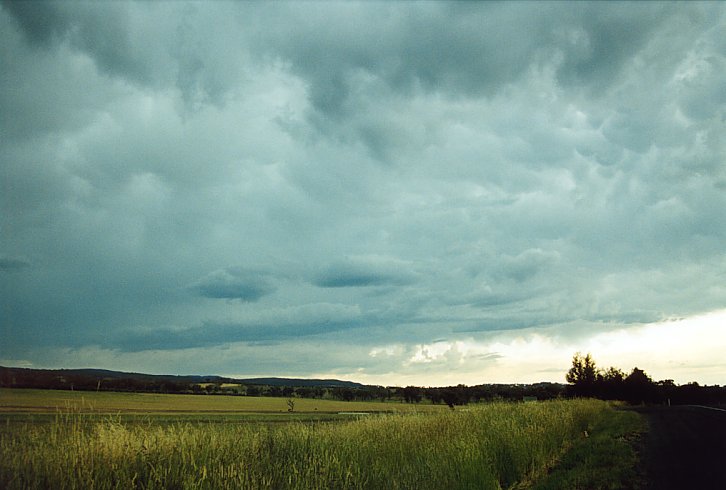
xmin=331 ymin=309 xmax=726 ymax=387
xmin=579 ymin=309 xmax=726 ymax=384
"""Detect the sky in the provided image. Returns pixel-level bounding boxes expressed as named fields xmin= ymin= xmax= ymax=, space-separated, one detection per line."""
xmin=1 ymin=2 xmax=726 ymax=387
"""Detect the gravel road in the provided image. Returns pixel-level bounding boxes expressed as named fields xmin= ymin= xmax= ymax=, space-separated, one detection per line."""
xmin=634 ymin=405 xmax=726 ymax=489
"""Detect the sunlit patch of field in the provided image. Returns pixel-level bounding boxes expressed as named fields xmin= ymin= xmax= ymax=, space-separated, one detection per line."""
xmin=220 ymin=383 xmax=242 ymax=389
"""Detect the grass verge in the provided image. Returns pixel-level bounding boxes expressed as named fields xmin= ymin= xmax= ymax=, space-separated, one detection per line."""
xmin=529 ymin=403 xmax=646 ymax=490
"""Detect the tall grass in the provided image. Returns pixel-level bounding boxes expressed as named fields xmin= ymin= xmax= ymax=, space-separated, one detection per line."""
xmin=1 ymin=399 xmax=609 ymax=489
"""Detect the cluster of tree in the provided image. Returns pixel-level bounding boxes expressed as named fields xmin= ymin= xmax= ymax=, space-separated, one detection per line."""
xmin=565 ymin=352 xmax=726 ymax=405
xmin=196 ymin=383 xmax=393 ymax=402
xmin=0 ymin=368 xmax=195 ymax=394
xmin=198 ymin=382 xmax=568 ymax=405
xmin=185 ymin=382 xmax=567 ymax=405
xmin=397 ymin=382 xmax=565 ymax=407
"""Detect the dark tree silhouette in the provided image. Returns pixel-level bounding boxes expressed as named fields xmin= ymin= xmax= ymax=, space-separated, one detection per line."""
xmin=623 ymin=367 xmax=656 ymax=404
xmin=562 ymin=353 xmax=726 ymax=405
xmin=566 ymin=352 xmax=598 ymax=397
xmin=598 ymin=366 xmax=625 ymax=400
xmin=401 ymin=386 xmax=423 ymax=403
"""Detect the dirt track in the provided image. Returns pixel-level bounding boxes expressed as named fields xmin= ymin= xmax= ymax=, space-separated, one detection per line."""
xmin=634 ymin=405 xmax=726 ymax=489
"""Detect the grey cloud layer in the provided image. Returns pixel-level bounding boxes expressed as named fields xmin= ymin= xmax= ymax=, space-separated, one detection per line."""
xmin=2 ymin=2 xmax=725 ymax=377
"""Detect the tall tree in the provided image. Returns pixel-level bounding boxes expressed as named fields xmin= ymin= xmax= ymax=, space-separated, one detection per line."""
xmin=566 ymin=352 xmax=598 ymax=397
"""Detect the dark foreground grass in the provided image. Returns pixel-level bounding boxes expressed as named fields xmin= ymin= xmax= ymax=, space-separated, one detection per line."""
xmin=0 ymin=399 xmax=639 ymax=489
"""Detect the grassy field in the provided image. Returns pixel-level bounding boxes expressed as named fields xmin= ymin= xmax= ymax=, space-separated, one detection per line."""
xmin=0 ymin=390 xmax=644 ymax=489
xmin=0 ymin=388 xmax=440 ymax=415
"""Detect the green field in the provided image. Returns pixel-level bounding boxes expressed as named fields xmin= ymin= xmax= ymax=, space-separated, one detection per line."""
xmin=0 ymin=389 xmax=644 ymax=489
xmin=0 ymin=388 xmax=438 ymax=415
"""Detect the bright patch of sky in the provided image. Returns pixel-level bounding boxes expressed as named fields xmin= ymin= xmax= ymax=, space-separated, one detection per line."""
xmin=1 ymin=2 xmax=725 ymax=386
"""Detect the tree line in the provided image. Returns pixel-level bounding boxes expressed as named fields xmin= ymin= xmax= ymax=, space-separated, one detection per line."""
xmin=565 ymin=352 xmax=726 ymax=405
xmin=1 ymin=366 xmax=565 ymax=404
xmin=4 ymin=358 xmax=723 ymax=406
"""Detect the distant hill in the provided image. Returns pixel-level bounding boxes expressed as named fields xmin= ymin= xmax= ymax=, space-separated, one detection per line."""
xmin=238 ymin=377 xmax=363 ymax=388
xmin=0 ymin=366 xmax=365 ymax=390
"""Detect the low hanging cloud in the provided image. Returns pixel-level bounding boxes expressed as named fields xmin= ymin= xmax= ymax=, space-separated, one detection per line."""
xmin=112 ymin=302 xmax=365 ymax=351
xmin=191 ymin=267 xmax=276 ymax=301
xmin=312 ymin=256 xmax=418 ymax=288
xmin=496 ymin=248 xmax=561 ymax=283
xmin=0 ymin=256 xmax=31 ymax=272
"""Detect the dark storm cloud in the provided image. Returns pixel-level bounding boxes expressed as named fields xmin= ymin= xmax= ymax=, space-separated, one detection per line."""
xmin=231 ymin=2 xmax=699 ymax=165
xmin=2 ymin=1 xmax=70 ymax=47
xmin=192 ymin=267 xmax=275 ymax=301
xmin=253 ymin=3 xmax=677 ymax=115
xmin=312 ymin=258 xmax=417 ymax=288
xmin=552 ymin=5 xmax=671 ymax=90
xmin=2 ymin=2 xmax=726 ymax=381
xmin=496 ymin=249 xmax=560 ymax=283
xmin=2 ymin=1 xmax=242 ymax=109
xmin=3 ymin=1 xmax=152 ymax=83
xmin=0 ymin=256 xmax=30 ymax=272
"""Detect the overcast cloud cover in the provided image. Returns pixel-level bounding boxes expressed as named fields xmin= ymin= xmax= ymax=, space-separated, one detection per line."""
xmin=2 ymin=1 xmax=726 ymax=385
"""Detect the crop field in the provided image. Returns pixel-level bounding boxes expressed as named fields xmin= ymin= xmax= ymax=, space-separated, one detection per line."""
xmin=0 ymin=390 xmax=643 ymax=489
xmin=0 ymin=388 xmax=441 ymax=415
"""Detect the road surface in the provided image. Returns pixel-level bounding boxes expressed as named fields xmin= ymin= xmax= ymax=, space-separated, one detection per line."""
xmin=635 ymin=405 xmax=726 ymax=489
